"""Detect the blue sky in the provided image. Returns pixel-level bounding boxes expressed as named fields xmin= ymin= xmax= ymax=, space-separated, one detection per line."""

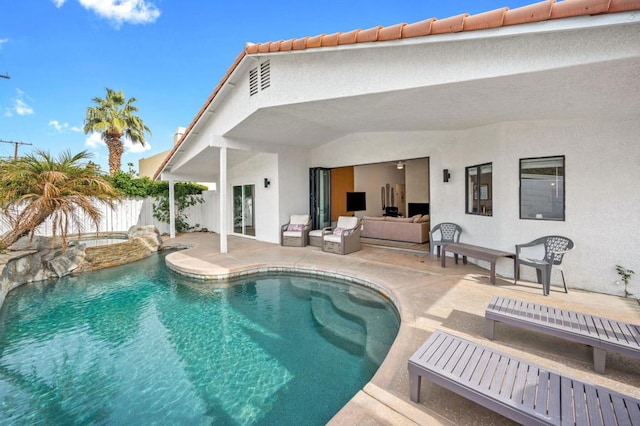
xmin=0 ymin=0 xmax=537 ymax=174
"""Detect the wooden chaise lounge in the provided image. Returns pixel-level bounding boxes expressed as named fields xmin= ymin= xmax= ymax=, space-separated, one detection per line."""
xmin=485 ymin=296 xmax=640 ymax=374
xmin=408 ymin=330 xmax=640 ymax=425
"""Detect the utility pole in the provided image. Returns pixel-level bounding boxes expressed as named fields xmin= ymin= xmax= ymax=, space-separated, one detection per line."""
xmin=0 ymin=139 xmax=32 ymax=160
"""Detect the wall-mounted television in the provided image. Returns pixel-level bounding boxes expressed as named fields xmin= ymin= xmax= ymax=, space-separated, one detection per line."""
xmin=346 ymin=192 xmax=366 ymax=212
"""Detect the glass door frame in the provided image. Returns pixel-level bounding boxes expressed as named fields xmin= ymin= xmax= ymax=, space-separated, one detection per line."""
xmin=233 ymin=184 xmax=255 ymax=236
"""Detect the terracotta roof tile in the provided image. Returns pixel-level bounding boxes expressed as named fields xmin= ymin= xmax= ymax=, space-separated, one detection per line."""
xmin=154 ymin=0 xmax=640 ymax=181
xmin=321 ymin=32 xmax=340 ymax=47
xmin=338 ymin=29 xmax=359 ymax=45
xmin=551 ymin=0 xmax=611 ymax=18
xmin=292 ymin=37 xmax=308 ymax=50
xmin=306 ymin=34 xmax=324 ymax=48
xmin=463 ymin=7 xmax=508 ymax=31
xmin=431 ymin=13 xmax=469 ymax=34
xmin=378 ymin=23 xmax=406 ymax=41
xmin=356 ymin=26 xmax=383 ymax=43
xmin=279 ymin=39 xmax=294 ymax=51
xmin=503 ymin=0 xmax=554 ymax=26
xmin=401 ymin=18 xmax=436 ymax=38
xmin=610 ymin=0 xmax=640 ymax=12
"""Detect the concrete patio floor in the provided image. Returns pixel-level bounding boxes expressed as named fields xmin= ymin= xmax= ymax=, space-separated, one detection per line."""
xmin=163 ymin=233 xmax=640 ymax=425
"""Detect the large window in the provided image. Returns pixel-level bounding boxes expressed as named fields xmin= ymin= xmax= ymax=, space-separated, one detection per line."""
xmin=520 ymin=156 xmax=565 ymax=221
xmin=466 ymin=163 xmax=492 ymax=216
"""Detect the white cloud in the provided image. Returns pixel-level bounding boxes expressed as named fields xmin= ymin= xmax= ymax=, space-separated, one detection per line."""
xmin=124 ymin=137 xmax=151 ymax=153
xmin=0 ymin=38 xmax=8 ymax=50
xmin=12 ymin=90 xmax=34 ymax=116
xmin=85 ymin=132 xmax=104 ymax=148
xmin=49 ymin=120 xmax=83 ymax=133
xmin=77 ymin=0 xmax=160 ymax=27
xmin=51 ymin=0 xmax=66 ymax=7
xmin=85 ymin=132 xmax=151 ymax=154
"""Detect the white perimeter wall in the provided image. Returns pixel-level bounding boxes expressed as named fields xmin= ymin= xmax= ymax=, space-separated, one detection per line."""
xmin=311 ymin=118 xmax=640 ymax=297
xmin=0 ymin=190 xmax=219 ymax=238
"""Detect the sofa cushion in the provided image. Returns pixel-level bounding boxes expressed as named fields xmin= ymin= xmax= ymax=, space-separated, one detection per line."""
xmin=290 ymin=214 xmax=310 ymax=225
xmin=363 ymin=216 xmax=385 ymax=221
xmin=287 ymin=223 xmax=305 ymax=231
xmin=283 ymin=231 xmax=303 ymax=237
xmin=336 ymin=216 xmax=359 ymax=229
xmin=386 ymin=216 xmax=414 ymax=223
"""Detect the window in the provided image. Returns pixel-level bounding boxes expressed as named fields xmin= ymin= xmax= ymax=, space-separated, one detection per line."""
xmin=466 ymin=163 xmax=492 ymax=216
xmin=520 ymin=156 xmax=565 ymax=221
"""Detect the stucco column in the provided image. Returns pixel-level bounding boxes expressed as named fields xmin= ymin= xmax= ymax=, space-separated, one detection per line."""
xmin=168 ymin=179 xmax=176 ymax=239
xmin=219 ymin=146 xmax=228 ymax=253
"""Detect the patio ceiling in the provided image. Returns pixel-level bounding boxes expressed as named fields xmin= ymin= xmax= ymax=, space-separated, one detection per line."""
xmin=168 ymin=54 xmax=638 ymax=182
xmin=225 ymin=57 xmax=639 ymax=147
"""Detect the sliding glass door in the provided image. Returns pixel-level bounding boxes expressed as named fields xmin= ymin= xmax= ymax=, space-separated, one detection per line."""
xmin=233 ymin=184 xmax=255 ymax=236
xmin=309 ymin=168 xmax=331 ymax=230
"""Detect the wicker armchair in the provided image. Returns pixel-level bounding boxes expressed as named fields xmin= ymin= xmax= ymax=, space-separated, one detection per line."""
xmin=515 ymin=235 xmax=574 ymax=296
xmin=429 ymin=223 xmax=462 ymax=258
xmin=321 ymin=216 xmax=361 ymax=255
xmin=280 ymin=214 xmax=311 ymax=247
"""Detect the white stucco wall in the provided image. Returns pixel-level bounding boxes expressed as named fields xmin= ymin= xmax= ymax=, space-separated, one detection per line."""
xmin=311 ymin=118 xmax=640 ymax=297
xmin=228 ymin=153 xmax=279 ymax=243
xmin=277 ymin=147 xmax=311 ymax=228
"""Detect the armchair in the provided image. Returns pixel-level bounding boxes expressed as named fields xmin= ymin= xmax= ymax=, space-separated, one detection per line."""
xmin=322 ymin=216 xmax=361 ymax=255
xmin=280 ymin=214 xmax=311 ymax=247
xmin=429 ymin=223 xmax=462 ymax=258
xmin=515 ymin=235 xmax=574 ymax=296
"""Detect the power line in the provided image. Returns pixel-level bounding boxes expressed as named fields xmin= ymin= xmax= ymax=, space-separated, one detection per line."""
xmin=0 ymin=139 xmax=32 ymax=160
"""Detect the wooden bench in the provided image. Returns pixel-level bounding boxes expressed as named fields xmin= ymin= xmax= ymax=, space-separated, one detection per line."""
xmin=408 ymin=330 xmax=640 ymax=425
xmin=441 ymin=243 xmax=516 ymax=284
xmin=486 ymin=296 xmax=640 ymax=374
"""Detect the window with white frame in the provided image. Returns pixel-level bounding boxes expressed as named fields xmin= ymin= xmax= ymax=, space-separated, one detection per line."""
xmin=520 ymin=156 xmax=565 ymax=220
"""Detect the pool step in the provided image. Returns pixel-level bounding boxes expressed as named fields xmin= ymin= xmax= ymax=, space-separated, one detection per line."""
xmin=310 ymin=289 xmax=394 ymax=366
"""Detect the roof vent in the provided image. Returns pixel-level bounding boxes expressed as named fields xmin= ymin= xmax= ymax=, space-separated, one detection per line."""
xmin=249 ymin=60 xmax=270 ymax=97
xmin=249 ymin=67 xmax=259 ymax=96
xmin=260 ymin=60 xmax=270 ymax=90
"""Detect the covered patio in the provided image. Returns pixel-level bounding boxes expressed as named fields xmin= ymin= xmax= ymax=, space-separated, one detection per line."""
xmin=155 ymin=2 xmax=640 ymax=296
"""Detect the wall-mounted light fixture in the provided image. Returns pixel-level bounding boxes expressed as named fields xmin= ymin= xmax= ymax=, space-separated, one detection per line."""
xmin=443 ymin=169 xmax=451 ymax=182
xmin=396 ymin=161 xmax=404 ymax=170
xmin=264 ymin=178 xmax=270 ymax=188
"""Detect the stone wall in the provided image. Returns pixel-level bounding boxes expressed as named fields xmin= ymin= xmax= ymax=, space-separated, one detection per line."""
xmin=0 ymin=225 xmax=162 ymax=309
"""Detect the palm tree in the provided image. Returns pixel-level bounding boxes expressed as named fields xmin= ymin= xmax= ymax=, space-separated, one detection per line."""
xmin=0 ymin=150 xmax=121 ymax=249
xmin=84 ymin=88 xmax=151 ymax=175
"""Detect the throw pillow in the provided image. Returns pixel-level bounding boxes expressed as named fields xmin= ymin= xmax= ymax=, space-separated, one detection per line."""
xmin=411 ymin=214 xmax=423 ymax=223
xmin=333 ymin=227 xmax=345 ymax=235
xmin=418 ymin=215 xmax=430 ymax=223
xmin=287 ymin=223 xmax=304 ymax=232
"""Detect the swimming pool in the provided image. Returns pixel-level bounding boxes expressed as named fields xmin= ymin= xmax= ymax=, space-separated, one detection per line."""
xmin=0 ymin=252 xmax=399 ymax=424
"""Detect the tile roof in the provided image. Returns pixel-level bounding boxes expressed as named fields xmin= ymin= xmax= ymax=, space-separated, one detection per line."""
xmin=154 ymin=0 xmax=640 ymax=180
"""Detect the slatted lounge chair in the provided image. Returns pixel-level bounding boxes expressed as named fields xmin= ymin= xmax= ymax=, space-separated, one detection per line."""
xmin=485 ymin=296 xmax=640 ymax=374
xmin=408 ymin=330 xmax=640 ymax=425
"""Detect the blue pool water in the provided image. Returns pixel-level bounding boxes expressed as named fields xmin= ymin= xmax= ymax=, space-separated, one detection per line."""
xmin=0 ymin=253 xmax=399 ymax=425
